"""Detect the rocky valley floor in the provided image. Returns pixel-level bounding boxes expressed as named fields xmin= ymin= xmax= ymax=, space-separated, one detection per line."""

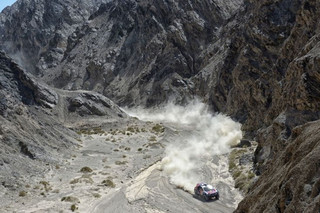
xmin=0 ymin=115 xmax=243 ymax=213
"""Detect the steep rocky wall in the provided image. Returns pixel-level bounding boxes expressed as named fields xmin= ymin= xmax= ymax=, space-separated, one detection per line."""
xmin=32 ymin=0 xmax=243 ymax=107
xmin=0 ymin=51 xmax=77 ymax=189
xmin=225 ymin=0 xmax=320 ymax=212
xmin=236 ymin=120 xmax=320 ymax=213
xmin=0 ymin=0 xmax=110 ymax=74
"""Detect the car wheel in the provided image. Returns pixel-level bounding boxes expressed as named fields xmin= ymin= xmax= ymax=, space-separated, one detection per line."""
xmin=216 ymin=194 xmax=219 ymax=200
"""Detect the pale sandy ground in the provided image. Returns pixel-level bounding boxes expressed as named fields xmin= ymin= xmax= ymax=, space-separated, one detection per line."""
xmin=1 ymin=118 xmax=242 ymax=213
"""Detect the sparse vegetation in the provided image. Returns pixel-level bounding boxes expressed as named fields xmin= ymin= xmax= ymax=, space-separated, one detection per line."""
xmin=70 ymin=175 xmax=94 ymax=184
xmin=80 ymin=166 xmax=93 ymax=173
xmin=19 ymin=191 xmax=27 ymax=197
xmin=61 ymin=196 xmax=80 ymax=203
xmin=228 ymin=147 xmax=256 ymax=194
xmin=71 ymin=204 xmax=78 ymax=212
xmin=149 ymin=136 xmax=157 ymax=142
xmin=137 ymin=148 xmax=143 ymax=152
xmin=248 ymin=171 xmax=255 ymax=179
xmin=235 ymin=174 xmax=247 ymax=189
xmin=229 ymin=161 xmax=236 ymax=170
xmin=115 ymin=161 xmax=127 ymax=165
xmin=127 ymin=126 xmax=135 ymax=133
xmin=40 ymin=181 xmax=51 ymax=192
xmin=77 ymin=127 xmax=105 ymax=135
xmin=101 ymin=179 xmax=116 ymax=188
xmin=92 ymin=193 xmax=101 ymax=198
xmin=152 ymin=124 xmax=164 ymax=134
xmin=147 ymin=142 xmax=164 ymax=149
xmin=233 ymin=170 xmax=242 ymax=179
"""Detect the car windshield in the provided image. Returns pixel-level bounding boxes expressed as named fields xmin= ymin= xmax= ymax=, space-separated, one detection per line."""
xmin=204 ymin=185 xmax=214 ymax=191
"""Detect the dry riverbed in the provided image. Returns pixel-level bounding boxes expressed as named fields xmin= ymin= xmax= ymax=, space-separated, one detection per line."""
xmin=1 ymin=117 xmax=243 ymax=213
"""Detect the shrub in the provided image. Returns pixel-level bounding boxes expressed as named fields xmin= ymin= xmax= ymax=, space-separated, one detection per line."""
xmin=232 ymin=170 xmax=242 ymax=179
xmin=235 ymin=174 xmax=248 ymax=190
xmin=61 ymin=196 xmax=80 ymax=203
xmin=80 ymin=166 xmax=93 ymax=173
xmin=248 ymin=171 xmax=255 ymax=179
xmin=229 ymin=161 xmax=236 ymax=171
xmin=101 ymin=179 xmax=116 ymax=188
xmin=19 ymin=191 xmax=27 ymax=197
xmin=92 ymin=193 xmax=101 ymax=198
xmin=152 ymin=124 xmax=164 ymax=134
xmin=127 ymin=126 xmax=135 ymax=133
xmin=149 ymin=136 xmax=157 ymax=142
xmin=71 ymin=204 xmax=78 ymax=212
xmin=70 ymin=175 xmax=94 ymax=184
xmin=40 ymin=181 xmax=51 ymax=192
xmin=115 ymin=161 xmax=127 ymax=165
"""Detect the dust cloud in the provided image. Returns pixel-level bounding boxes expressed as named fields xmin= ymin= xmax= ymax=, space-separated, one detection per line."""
xmin=124 ymin=101 xmax=242 ymax=192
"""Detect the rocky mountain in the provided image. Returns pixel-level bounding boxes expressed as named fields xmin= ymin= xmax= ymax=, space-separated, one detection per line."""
xmin=1 ymin=0 xmax=243 ymax=107
xmin=0 ymin=0 xmax=110 ymax=74
xmin=1 ymin=0 xmax=320 ymax=212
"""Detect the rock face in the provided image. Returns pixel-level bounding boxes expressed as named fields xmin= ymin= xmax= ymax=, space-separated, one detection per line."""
xmin=1 ymin=0 xmax=320 ymax=212
xmin=0 ymin=0 xmax=110 ymax=74
xmin=235 ymin=120 xmax=320 ymax=213
xmin=0 ymin=51 xmax=75 ymax=190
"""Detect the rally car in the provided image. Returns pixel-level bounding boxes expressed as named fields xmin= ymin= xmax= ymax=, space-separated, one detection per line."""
xmin=194 ymin=183 xmax=219 ymax=201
